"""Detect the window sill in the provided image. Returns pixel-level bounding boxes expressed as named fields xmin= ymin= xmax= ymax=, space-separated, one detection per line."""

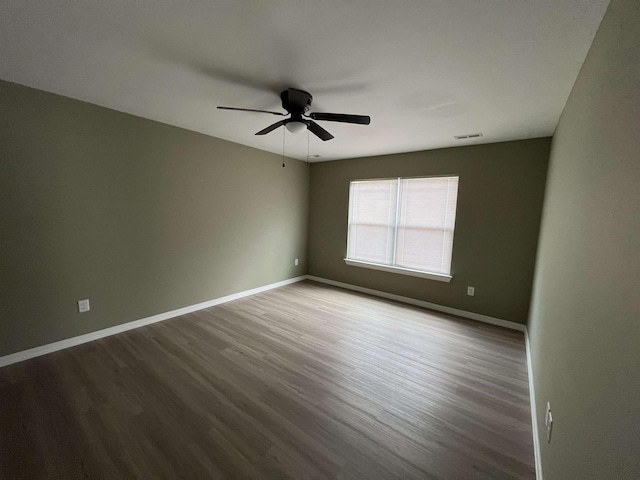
xmin=344 ymin=259 xmax=453 ymax=283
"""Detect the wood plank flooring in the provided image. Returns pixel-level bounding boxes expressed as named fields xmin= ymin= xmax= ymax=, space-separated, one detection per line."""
xmin=0 ymin=280 xmax=535 ymax=479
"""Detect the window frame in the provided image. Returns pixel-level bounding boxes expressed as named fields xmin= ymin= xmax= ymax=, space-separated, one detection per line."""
xmin=344 ymin=175 xmax=459 ymax=283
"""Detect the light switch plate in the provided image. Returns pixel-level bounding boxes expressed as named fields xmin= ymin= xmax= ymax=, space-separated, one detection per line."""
xmin=467 ymin=286 xmax=475 ymax=296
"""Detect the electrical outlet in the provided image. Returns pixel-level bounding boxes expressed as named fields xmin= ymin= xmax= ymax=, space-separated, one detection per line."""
xmin=78 ymin=299 xmax=90 ymax=313
xmin=294 ymin=258 xmax=299 ymax=266
xmin=467 ymin=286 xmax=475 ymax=296
xmin=545 ymin=401 xmax=553 ymax=443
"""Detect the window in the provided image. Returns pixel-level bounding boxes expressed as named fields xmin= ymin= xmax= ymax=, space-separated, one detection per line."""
xmin=345 ymin=176 xmax=459 ymax=282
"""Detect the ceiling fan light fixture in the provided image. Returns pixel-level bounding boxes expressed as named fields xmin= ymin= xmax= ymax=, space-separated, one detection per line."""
xmin=285 ymin=121 xmax=307 ymax=134
xmin=219 ymin=88 xmax=368 ymax=141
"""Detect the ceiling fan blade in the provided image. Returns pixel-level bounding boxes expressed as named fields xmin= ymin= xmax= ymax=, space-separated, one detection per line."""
xmin=309 ymin=112 xmax=371 ymax=125
xmin=307 ymin=120 xmax=334 ymax=141
xmin=255 ymin=120 xmax=288 ymax=136
xmin=218 ymin=106 xmax=286 ymax=116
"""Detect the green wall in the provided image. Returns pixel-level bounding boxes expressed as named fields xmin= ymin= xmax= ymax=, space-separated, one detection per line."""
xmin=308 ymin=138 xmax=550 ymax=324
xmin=0 ymin=80 xmax=309 ymax=357
xmin=528 ymin=0 xmax=640 ymax=477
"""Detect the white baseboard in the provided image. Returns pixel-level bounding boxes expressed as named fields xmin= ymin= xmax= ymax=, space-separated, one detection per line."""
xmin=525 ymin=328 xmax=543 ymax=479
xmin=305 ymin=275 xmax=526 ymax=332
xmin=0 ymin=275 xmax=307 ymax=368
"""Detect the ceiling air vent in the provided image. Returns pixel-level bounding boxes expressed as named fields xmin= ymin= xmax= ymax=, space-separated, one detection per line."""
xmin=455 ymin=133 xmax=484 ymax=140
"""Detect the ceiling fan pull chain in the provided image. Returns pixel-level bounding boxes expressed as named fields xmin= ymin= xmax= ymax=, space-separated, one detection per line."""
xmin=282 ymin=126 xmax=286 ymax=168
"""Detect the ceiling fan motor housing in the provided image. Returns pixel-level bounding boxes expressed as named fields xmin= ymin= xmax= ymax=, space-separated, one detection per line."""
xmin=281 ymin=88 xmax=313 ymax=118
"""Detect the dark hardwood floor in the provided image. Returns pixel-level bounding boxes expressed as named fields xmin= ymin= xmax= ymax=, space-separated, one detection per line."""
xmin=0 ymin=281 xmax=535 ymax=479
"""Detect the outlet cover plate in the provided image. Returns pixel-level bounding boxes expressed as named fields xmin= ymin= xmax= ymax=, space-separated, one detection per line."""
xmin=545 ymin=401 xmax=553 ymax=443
xmin=78 ymin=299 xmax=90 ymax=313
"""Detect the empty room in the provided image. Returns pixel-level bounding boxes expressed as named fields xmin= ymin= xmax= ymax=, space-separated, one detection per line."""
xmin=1 ymin=1 xmax=638 ymax=479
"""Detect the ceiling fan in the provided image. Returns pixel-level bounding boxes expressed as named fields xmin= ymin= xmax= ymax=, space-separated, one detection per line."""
xmin=217 ymin=88 xmax=370 ymax=141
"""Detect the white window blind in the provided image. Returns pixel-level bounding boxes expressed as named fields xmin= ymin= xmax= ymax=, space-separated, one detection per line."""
xmin=347 ymin=179 xmax=398 ymax=264
xmin=347 ymin=176 xmax=459 ymax=277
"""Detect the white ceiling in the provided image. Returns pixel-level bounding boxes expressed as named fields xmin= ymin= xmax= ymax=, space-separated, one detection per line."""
xmin=1 ymin=1 xmax=609 ymax=162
